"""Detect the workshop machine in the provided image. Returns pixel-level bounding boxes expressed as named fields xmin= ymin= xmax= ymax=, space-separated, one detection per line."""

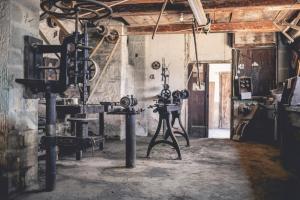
xmin=16 ymin=0 xmax=113 ymax=191
xmin=147 ymin=59 xmax=190 ymax=159
xmin=101 ymin=95 xmax=143 ymax=168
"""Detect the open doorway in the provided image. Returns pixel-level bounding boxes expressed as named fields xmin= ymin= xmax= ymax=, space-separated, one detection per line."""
xmin=208 ymin=64 xmax=232 ymax=139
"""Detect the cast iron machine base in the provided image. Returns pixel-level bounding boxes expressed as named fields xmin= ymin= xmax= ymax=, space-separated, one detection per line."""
xmin=165 ymin=110 xmax=190 ymax=147
xmin=147 ymin=104 xmax=182 ymax=160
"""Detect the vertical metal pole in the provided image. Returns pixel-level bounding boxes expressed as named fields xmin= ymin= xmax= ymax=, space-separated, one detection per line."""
xmin=99 ymin=113 xmax=104 ymax=150
xmin=45 ymin=89 xmax=57 ymax=191
xmin=125 ymin=114 xmax=136 ymax=168
xmin=82 ymin=23 xmax=89 ymax=109
xmin=74 ymin=13 xmax=79 ymax=86
xmin=75 ymin=119 xmax=89 ymax=161
xmin=192 ymin=20 xmax=201 ymax=87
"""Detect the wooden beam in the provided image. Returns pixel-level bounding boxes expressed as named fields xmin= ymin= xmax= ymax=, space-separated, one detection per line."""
xmin=103 ymin=0 xmax=296 ymax=7
xmin=127 ymin=21 xmax=279 ymax=34
xmin=202 ymin=0 xmax=298 ymax=11
xmin=101 ymin=0 xmax=182 ymax=4
xmin=110 ymin=0 xmax=300 ymax=17
xmin=111 ymin=3 xmax=189 ymax=17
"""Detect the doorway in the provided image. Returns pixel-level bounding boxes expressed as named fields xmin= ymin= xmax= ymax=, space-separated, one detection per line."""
xmin=187 ymin=63 xmax=209 ymax=138
xmin=208 ymin=64 xmax=232 ymax=139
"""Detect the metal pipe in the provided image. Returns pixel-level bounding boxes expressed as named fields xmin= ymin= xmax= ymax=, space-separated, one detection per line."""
xmin=82 ymin=23 xmax=89 ymax=110
xmin=99 ymin=113 xmax=105 ymax=150
xmin=76 ymin=120 xmax=89 ymax=160
xmin=74 ymin=12 xmax=79 ymax=85
xmin=125 ymin=114 xmax=136 ymax=168
xmin=192 ymin=20 xmax=201 ymax=87
xmin=45 ymin=89 xmax=57 ymax=192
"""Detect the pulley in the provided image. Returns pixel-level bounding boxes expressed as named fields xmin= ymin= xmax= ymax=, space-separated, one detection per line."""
xmin=105 ymin=29 xmax=120 ymax=44
xmin=161 ymin=89 xmax=171 ymax=100
xmin=151 ymin=61 xmax=161 ymax=70
xmin=180 ymin=89 xmax=189 ymax=99
xmin=172 ymin=90 xmax=181 ymax=99
xmin=41 ymin=0 xmax=113 ymax=20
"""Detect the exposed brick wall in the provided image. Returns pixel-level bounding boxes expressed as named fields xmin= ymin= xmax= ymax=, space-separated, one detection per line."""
xmin=0 ymin=0 xmax=39 ymax=197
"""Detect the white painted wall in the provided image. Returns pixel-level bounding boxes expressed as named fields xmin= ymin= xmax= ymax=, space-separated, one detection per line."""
xmin=140 ymin=33 xmax=232 ymax=134
xmin=189 ymin=33 xmax=232 ymax=62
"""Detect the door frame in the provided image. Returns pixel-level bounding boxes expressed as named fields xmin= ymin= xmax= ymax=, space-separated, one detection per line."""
xmin=205 ymin=62 xmax=233 ymax=138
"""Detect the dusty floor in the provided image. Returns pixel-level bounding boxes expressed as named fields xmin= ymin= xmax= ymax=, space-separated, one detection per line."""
xmin=208 ymin=129 xmax=230 ymax=139
xmin=16 ymin=137 xmax=300 ymax=200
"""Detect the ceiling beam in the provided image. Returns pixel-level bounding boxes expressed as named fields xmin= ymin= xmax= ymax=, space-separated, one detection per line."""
xmin=104 ymin=0 xmax=296 ymax=7
xmin=109 ymin=0 xmax=300 ymax=17
xmin=127 ymin=21 xmax=279 ymax=34
xmin=102 ymin=0 xmax=181 ymax=4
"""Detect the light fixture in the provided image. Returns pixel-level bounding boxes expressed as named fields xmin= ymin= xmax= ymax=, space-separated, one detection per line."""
xmin=179 ymin=13 xmax=184 ymax=22
xmin=188 ymin=0 xmax=208 ymax=26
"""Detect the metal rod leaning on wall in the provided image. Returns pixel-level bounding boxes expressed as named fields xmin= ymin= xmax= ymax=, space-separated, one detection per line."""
xmin=87 ymin=38 xmax=121 ymax=103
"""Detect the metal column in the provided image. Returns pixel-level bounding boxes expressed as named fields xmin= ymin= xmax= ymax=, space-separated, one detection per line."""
xmin=45 ymin=90 xmax=57 ymax=191
xmin=99 ymin=112 xmax=105 ymax=150
xmin=125 ymin=114 xmax=136 ymax=168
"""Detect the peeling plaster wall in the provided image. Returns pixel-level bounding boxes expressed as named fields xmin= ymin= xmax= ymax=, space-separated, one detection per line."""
xmin=0 ymin=0 xmax=39 ymax=197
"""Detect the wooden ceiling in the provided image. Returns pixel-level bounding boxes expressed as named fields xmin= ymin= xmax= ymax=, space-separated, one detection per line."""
xmin=98 ymin=0 xmax=300 ymax=34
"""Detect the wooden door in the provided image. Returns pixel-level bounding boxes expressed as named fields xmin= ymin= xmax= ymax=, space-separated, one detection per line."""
xmin=188 ymin=63 xmax=209 ymax=138
xmin=220 ymin=72 xmax=231 ymax=129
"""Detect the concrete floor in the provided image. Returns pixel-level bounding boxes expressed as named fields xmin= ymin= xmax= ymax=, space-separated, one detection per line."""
xmin=16 ymin=137 xmax=300 ymax=200
xmin=209 ymin=129 xmax=230 ymax=139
